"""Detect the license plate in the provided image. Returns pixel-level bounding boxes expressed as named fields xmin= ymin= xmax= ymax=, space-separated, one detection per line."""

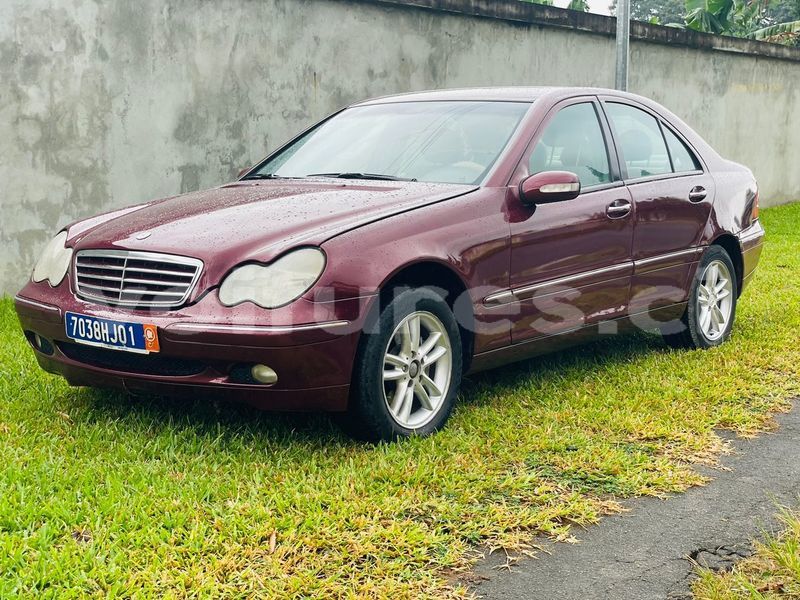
xmin=65 ymin=312 xmax=160 ymax=354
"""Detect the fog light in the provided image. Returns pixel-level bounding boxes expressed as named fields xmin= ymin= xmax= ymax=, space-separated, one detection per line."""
xmin=251 ymin=364 xmax=278 ymax=385
xmin=24 ymin=331 xmax=54 ymax=355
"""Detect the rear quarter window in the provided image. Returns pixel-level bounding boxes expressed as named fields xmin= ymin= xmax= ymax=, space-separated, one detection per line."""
xmin=663 ymin=126 xmax=702 ymax=173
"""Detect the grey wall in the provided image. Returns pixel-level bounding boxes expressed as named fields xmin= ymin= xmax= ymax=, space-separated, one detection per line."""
xmin=1 ymin=0 xmax=798 ymax=294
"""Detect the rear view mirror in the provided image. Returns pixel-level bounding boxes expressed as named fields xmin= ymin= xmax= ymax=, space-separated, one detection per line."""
xmin=519 ymin=171 xmax=581 ymax=206
xmin=237 ymin=166 xmax=251 ymax=179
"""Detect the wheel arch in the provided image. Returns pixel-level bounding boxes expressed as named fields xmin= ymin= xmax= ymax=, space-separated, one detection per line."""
xmin=710 ymin=234 xmax=744 ymax=296
xmin=370 ymin=259 xmax=475 ymax=373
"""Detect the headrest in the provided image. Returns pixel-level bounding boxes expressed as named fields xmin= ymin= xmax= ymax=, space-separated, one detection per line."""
xmin=530 ymin=143 xmax=549 ymax=173
xmin=619 ymin=130 xmax=652 ymax=163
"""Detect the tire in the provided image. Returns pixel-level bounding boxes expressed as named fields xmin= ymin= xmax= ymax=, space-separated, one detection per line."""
xmin=662 ymin=245 xmax=738 ymax=350
xmin=339 ymin=287 xmax=463 ymax=442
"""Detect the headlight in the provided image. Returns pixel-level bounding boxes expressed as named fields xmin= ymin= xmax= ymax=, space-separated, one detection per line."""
xmin=32 ymin=231 xmax=73 ymax=286
xmin=219 ymin=248 xmax=326 ymax=308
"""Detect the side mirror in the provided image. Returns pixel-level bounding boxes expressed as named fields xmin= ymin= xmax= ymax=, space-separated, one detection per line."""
xmin=237 ymin=166 xmax=251 ymax=179
xmin=519 ymin=171 xmax=581 ymax=206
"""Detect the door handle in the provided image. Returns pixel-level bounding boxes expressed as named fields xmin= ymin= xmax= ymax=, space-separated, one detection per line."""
xmin=606 ymin=199 xmax=631 ymax=219
xmin=688 ymin=186 xmax=707 ymax=203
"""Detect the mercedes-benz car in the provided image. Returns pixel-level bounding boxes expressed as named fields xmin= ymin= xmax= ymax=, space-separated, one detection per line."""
xmin=15 ymin=87 xmax=764 ymax=440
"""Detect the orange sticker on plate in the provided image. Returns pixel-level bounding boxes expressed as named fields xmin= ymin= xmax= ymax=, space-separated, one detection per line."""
xmin=143 ymin=324 xmax=160 ymax=353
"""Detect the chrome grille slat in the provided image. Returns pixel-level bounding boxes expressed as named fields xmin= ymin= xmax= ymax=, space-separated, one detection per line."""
xmin=79 ymin=283 xmax=184 ymax=298
xmin=125 ymin=268 xmax=195 ymax=278
xmin=115 ymin=276 xmax=192 ymax=287
xmin=120 ymin=289 xmax=185 ymax=297
xmin=74 ymin=250 xmax=203 ymax=309
xmin=75 ymin=257 xmax=125 ymax=263
xmin=77 ymin=273 xmax=124 ymax=282
xmin=79 ymin=282 xmax=125 ymax=293
xmin=75 ymin=262 xmax=125 ymax=270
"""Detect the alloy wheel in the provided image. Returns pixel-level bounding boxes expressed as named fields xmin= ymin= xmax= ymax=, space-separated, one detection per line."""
xmin=382 ymin=311 xmax=453 ymax=429
xmin=697 ymin=259 xmax=734 ymax=341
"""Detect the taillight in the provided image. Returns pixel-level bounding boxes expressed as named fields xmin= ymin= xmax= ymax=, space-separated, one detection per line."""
xmin=752 ymin=190 xmax=760 ymax=221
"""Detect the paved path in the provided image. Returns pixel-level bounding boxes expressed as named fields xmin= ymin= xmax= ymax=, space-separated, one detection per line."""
xmin=472 ymin=402 xmax=800 ymax=600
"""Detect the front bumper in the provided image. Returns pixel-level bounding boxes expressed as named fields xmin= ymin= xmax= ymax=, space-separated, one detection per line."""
xmin=15 ymin=280 xmax=375 ymax=412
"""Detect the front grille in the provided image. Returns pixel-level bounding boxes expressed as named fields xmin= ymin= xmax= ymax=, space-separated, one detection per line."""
xmin=74 ymin=250 xmax=202 ymax=309
xmin=57 ymin=342 xmax=205 ymax=376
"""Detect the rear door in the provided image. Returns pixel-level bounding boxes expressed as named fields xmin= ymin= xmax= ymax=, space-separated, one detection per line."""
xmin=504 ymin=97 xmax=635 ymax=344
xmin=600 ymin=99 xmax=715 ymax=315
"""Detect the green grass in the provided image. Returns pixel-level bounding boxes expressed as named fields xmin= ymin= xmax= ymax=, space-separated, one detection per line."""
xmin=693 ymin=508 xmax=800 ymax=599
xmin=1 ymin=203 xmax=799 ymax=598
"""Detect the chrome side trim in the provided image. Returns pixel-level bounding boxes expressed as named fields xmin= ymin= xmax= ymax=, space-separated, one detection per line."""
xmin=14 ymin=295 xmax=62 ymax=316
xmin=622 ymin=170 xmax=704 ymax=186
xmin=166 ymin=320 xmax=351 ymax=335
xmin=483 ymin=290 xmax=515 ymax=306
xmin=634 ymin=247 xmax=701 ymax=269
xmin=483 ymin=262 xmax=632 ymax=306
xmin=514 ymin=263 xmax=631 ymax=299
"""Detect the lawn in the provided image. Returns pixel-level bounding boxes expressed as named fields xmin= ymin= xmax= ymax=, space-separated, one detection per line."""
xmin=693 ymin=508 xmax=800 ymax=598
xmin=1 ymin=203 xmax=799 ymax=598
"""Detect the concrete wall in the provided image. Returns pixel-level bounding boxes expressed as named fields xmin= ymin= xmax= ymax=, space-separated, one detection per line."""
xmin=1 ymin=0 xmax=798 ymax=294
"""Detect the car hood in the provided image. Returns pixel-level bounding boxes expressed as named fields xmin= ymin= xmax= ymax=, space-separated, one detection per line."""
xmin=67 ymin=179 xmax=476 ymax=289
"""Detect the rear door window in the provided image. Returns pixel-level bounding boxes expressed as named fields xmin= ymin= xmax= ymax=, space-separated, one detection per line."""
xmin=605 ymin=103 xmax=671 ymax=179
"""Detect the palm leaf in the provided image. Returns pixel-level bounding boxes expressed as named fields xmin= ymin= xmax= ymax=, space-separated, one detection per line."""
xmin=751 ymin=19 xmax=800 ymax=39
xmin=567 ymin=0 xmax=589 ymax=11
xmin=684 ymin=0 xmax=735 ymax=32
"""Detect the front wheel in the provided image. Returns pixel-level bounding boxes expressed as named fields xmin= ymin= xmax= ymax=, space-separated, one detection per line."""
xmin=340 ymin=288 xmax=462 ymax=442
xmin=662 ymin=245 xmax=738 ymax=349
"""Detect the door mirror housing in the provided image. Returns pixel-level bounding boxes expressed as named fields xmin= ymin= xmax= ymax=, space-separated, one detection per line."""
xmin=519 ymin=171 xmax=581 ymax=206
xmin=237 ymin=166 xmax=252 ymax=179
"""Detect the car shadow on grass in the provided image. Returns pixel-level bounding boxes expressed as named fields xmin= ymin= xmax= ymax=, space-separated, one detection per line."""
xmin=80 ymin=386 xmax=346 ymax=445
xmin=458 ymin=330 xmax=668 ymax=408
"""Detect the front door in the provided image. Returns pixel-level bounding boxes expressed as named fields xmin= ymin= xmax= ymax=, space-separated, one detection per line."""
xmin=505 ymin=98 xmax=635 ymax=344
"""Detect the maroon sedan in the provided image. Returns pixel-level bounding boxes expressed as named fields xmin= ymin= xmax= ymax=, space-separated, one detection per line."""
xmin=15 ymin=87 xmax=764 ymax=440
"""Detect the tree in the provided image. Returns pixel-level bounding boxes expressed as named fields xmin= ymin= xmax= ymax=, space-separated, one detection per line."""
xmin=756 ymin=0 xmax=800 ymax=43
xmin=568 ymin=0 xmax=591 ymax=10
xmin=752 ymin=18 xmax=800 ymax=43
xmin=518 ymin=0 xmax=588 ymax=10
xmin=609 ymin=0 xmax=687 ymax=24
xmin=535 ymin=0 xmax=798 ymax=43
xmin=766 ymin=0 xmax=800 ymax=22
xmin=683 ymin=0 xmax=800 ymax=44
xmin=683 ymin=0 xmax=784 ymax=36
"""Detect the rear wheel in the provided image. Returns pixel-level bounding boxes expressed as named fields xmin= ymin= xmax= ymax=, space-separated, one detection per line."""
xmin=340 ymin=288 xmax=462 ymax=441
xmin=662 ymin=246 xmax=737 ymax=349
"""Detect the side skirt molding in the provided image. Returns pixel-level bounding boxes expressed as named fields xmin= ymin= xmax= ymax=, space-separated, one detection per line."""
xmin=468 ymin=301 xmax=688 ymax=373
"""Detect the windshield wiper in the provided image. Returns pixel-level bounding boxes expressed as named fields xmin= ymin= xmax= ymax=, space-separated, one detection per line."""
xmin=241 ymin=173 xmax=289 ymax=180
xmin=305 ymin=172 xmax=417 ymax=182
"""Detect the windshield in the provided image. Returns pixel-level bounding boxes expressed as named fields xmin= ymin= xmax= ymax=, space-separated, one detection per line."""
xmin=254 ymin=101 xmax=531 ymax=185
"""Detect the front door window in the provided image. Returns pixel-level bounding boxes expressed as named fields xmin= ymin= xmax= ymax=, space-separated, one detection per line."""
xmin=529 ymin=103 xmax=611 ymax=188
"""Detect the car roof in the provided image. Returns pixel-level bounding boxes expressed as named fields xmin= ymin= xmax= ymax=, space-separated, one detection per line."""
xmin=352 ymin=86 xmax=647 ymax=105
xmin=349 ymin=86 xmax=721 ymax=172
